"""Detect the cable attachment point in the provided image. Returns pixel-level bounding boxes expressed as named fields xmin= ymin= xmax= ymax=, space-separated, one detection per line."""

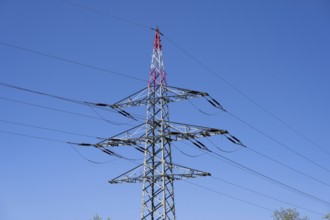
xmin=67 ymin=142 xmax=94 ymax=146
xmin=191 ymin=139 xmax=211 ymax=152
xmin=110 ymin=106 xmax=137 ymax=121
xmin=206 ymin=96 xmax=226 ymax=112
xmin=224 ymin=134 xmax=246 ymax=147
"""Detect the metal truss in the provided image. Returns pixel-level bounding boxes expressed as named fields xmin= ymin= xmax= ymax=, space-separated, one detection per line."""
xmin=109 ymin=163 xmax=210 ymax=184
xmin=90 ymin=122 xmax=229 ymax=148
xmin=73 ymin=28 xmax=233 ymax=220
xmin=85 ymin=86 xmax=209 ymax=110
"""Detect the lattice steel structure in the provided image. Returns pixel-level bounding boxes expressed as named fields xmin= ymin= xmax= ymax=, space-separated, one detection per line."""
xmin=74 ymin=28 xmax=239 ymax=220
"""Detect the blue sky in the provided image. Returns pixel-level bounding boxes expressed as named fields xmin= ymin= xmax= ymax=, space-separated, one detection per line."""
xmin=1 ymin=0 xmax=330 ymax=219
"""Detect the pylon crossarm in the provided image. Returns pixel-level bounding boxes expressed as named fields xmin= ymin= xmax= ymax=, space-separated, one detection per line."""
xmin=109 ymin=163 xmax=210 ymax=184
xmin=73 ymin=121 xmax=232 ymax=149
xmin=169 ymin=163 xmax=211 ymax=178
xmin=112 ymin=87 xmax=149 ymax=108
xmin=84 ymin=86 xmax=209 ymax=110
xmin=97 ymin=123 xmax=146 ymax=147
xmin=70 ymin=121 xmax=240 ymax=151
xmin=164 ymin=86 xmax=209 ymax=102
xmin=109 ymin=164 xmax=144 ymax=184
xmin=167 ymin=122 xmax=228 ymax=140
xmin=99 ymin=121 xmax=229 ymax=147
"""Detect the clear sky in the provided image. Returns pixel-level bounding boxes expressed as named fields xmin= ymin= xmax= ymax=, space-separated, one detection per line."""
xmin=1 ymin=0 xmax=330 ymax=220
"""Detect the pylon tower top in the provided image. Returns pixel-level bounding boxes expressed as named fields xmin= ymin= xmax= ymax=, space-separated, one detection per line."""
xmin=153 ymin=28 xmax=162 ymax=50
xmin=149 ymin=28 xmax=166 ymax=86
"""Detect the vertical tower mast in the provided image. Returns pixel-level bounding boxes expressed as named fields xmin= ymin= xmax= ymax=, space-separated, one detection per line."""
xmin=142 ymin=28 xmax=175 ymax=219
xmin=73 ymin=28 xmax=242 ymax=220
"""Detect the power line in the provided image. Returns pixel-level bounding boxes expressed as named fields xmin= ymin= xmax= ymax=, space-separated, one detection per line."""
xmin=206 ymin=137 xmax=244 ymax=153
xmin=207 ymin=150 xmax=330 ymax=208
xmin=69 ymin=143 xmax=118 ymax=164
xmin=5 ymin=4 xmax=328 ymax=216
xmin=172 ymin=143 xmax=206 ymax=158
xmin=128 ymin=137 xmax=330 ymax=209
xmin=181 ymin=138 xmax=330 ymax=208
xmin=3 ymin=18 xmax=327 ymax=177
xmin=211 ymin=176 xmax=324 ymax=216
xmin=87 ymin=104 xmax=135 ymax=126
xmin=62 ymin=0 xmax=152 ymax=30
xmin=186 ymin=96 xmax=330 ymax=184
xmin=227 ymin=111 xmax=330 ymax=173
xmin=3 ymin=79 xmax=329 ymax=203
xmin=0 ymin=96 xmax=326 ymax=214
xmin=0 ymin=81 xmax=85 ymax=105
xmin=3 ymin=81 xmax=328 ymax=175
xmin=0 ymin=130 xmax=67 ymax=143
xmin=0 ymin=41 xmax=145 ymax=82
xmin=245 ymin=146 xmax=330 ymax=188
xmin=61 ymin=0 xmax=330 ymax=159
xmin=0 ymin=82 xmax=139 ymax=124
xmin=0 ymin=129 xmax=121 ymax=164
xmin=0 ymin=129 xmax=139 ymax=162
xmin=186 ymin=98 xmax=330 ymax=176
xmin=0 ymin=119 xmax=99 ymax=139
xmin=183 ymin=150 xmax=326 ymax=215
xmin=162 ymin=34 xmax=330 ymax=157
xmin=0 ymin=95 xmax=124 ymax=125
xmin=187 ymin=98 xmax=221 ymax=116
xmin=183 ymin=179 xmax=274 ymax=212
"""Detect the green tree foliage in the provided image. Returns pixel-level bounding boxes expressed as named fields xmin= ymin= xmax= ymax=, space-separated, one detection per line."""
xmin=272 ymin=208 xmax=309 ymax=220
xmin=92 ymin=215 xmax=102 ymax=220
xmin=92 ymin=214 xmax=111 ymax=220
xmin=324 ymin=213 xmax=330 ymax=219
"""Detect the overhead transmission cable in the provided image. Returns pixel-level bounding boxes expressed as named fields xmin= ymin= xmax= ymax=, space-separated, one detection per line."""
xmin=86 ymin=104 xmax=135 ymax=126
xmin=206 ymin=137 xmax=244 ymax=153
xmin=48 ymin=3 xmax=328 ymax=215
xmin=179 ymin=135 xmax=330 ymax=189
xmin=177 ymin=141 xmax=324 ymax=215
xmin=0 ymin=118 xmax=99 ymax=139
xmin=112 ymin=136 xmax=330 ymax=209
xmin=0 ymin=95 xmax=125 ymax=125
xmin=1 ymin=4 xmax=328 ymax=207
xmin=206 ymin=148 xmax=330 ymax=208
xmin=2 ymin=24 xmax=327 ymax=171
xmin=62 ymin=0 xmax=151 ymax=30
xmin=186 ymin=96 xmax=330 ymax=174
xmin=226 ymin=111 xmax=330 ymax=173
xmin=183 ymin=179 xmax=274 ymax=212
xmin=245 ymin=146 xmax=330 ymax=188
xmin=172 ymin=143 xmax=206 ymax=158
xmin=0 ymin=81 xmax=149 ymax=122
xmin=120 ymin=146 xmax=317 ymax=215
xmin=60 ymin=0 xmax=330 ymax=158
xmin=0 ymin=82 xmax=137 ymax=125
xmin=186 ymin=98 xmax=330 ymax=186
xmin=0 ymin=130 xmax=67 ymax=143
xmin=0 ymin=41 xmax=145 ymax=82
xmin=2 ymin=81 xmax=329 ymax=187
xmin=3 ymin=81 xmax=329 ymax=181
xmin=162 ymin=33 xmax=330 ymax=157
xmin=210 ymin=176 xmax=324 ymax=216
xmin=0 ymin=129 xmax=138 ymax=164
xmin=0 ymin=81 xmax=85 ymax=105
xmin=63 ymin=0 xmax=330 ymax=172
xmin=69 ymin=143 xmax=118 ymax=164
xmin=179 ymin=138 xmax=330 ymax=208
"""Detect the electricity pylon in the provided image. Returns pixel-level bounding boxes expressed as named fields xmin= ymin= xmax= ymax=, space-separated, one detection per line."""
xmin=74 ymin=28 xmax=242 ymax=220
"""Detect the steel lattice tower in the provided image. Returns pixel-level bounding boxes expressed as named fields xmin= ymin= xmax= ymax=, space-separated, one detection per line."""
xmin=141 ymin=28 xmax=176 ymax=219
xmin=74 ymin=28 xmax=242 ymax=220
